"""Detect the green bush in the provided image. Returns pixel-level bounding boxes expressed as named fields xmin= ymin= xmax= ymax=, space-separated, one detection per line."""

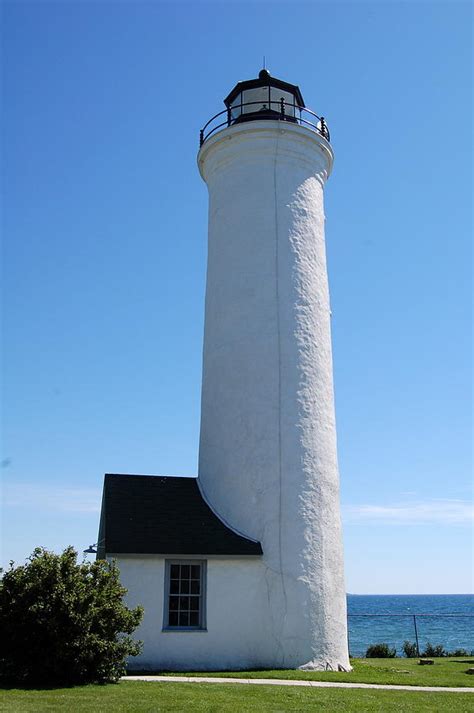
xmin=365 ymin=643 xmax=397 ymax=658
xmin=421 ymin=643 xmax=447 ymax=658
xmin=448 ymin=648 xmax=469 ymax=657
xmin=402 ymin=640 xmax=418 ymax=658
xmin=0 ymin=547 xmax=143 ymax=686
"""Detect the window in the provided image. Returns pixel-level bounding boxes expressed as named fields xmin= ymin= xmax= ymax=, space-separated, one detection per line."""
xmin=164 ymin=560 xmax=206 ymax=630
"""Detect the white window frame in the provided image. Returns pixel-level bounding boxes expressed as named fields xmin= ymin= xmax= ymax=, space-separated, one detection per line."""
xmin=163 ymin=559 xmax=207 ymax=631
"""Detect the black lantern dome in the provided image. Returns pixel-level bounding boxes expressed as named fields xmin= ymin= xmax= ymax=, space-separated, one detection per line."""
xmin=199 ymin=70 xmax=330 ymax=147
xmin=224 ymin=69 xmax=305 ymax=123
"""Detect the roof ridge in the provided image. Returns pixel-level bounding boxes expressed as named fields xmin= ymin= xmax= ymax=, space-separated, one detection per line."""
xmin=105 ymin=473 xmax=197 ymax=479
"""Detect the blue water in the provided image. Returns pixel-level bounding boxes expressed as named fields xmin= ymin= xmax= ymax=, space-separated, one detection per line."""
xmin=347 ymin=594 xmax=474 ymax=657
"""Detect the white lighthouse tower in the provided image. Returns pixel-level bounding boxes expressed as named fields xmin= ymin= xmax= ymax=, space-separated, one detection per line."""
xmin=197 ymin=70 xmax=350 ymax=671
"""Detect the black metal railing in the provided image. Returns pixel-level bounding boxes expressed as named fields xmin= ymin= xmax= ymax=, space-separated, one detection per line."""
xmin=347 ymin=613 xmax=474 ymax=658
xmin=199 ymin=99 xmax=330 ymax=147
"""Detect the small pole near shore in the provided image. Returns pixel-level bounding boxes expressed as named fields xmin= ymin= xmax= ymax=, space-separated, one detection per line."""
xmin=413 ymin=615 xmax=420 ymax=656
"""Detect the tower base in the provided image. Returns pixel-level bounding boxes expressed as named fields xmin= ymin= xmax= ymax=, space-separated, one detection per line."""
xmin=299 ymin=659 xmax=352 ymax=672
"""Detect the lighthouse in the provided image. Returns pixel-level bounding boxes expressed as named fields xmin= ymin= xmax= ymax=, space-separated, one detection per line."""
xmin=97 ymin=69 xmax=350 ymax=673
xmin=197 ymin=69 xmax=350 ymax=671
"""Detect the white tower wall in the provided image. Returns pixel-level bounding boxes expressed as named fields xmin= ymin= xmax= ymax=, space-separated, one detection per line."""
xmin=197 ymin=120 xmax=350 ymax=671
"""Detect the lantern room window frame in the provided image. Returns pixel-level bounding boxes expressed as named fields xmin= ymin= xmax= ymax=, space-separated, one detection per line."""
xmin=224 ymin=70 xmax=305 ymax=110
xmin=224 ymin=71 xmax=305 ymax=123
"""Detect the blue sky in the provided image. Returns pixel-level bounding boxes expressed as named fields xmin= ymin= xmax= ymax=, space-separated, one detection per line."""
xmin=2 ymin=1 xmax=472 ymax=593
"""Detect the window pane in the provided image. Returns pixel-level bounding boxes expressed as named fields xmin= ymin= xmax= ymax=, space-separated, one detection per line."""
xmin=179 ymin=612 xmax=189 ymax=627
xmin=242 ymin=86 xmax=270 ymax=115
xmin=230 ymin=91 xmax=243 ymax=120
xmin=270 ymin=88 xmax=296 ymax=117
xmin=167 ymin=561 xmax=205 ymax=629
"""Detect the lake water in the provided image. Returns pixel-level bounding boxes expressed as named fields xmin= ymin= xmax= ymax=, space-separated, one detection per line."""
xmin=347 ymin=594 xmax=474 ymax=657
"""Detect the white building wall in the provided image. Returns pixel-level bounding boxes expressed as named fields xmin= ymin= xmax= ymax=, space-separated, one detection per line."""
xmin=115 ymin=555 xmax=274 ymax=671
xmin=197 ymin=121 xmax=350 ymax=671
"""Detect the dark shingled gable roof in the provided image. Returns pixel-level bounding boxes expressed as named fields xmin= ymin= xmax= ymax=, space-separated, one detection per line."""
xmin=97 ymin=474 xmax=262 ymax=558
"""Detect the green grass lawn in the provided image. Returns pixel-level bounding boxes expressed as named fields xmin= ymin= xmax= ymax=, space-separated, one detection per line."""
xmin=130 ymin=656 xmax=474 ymax=688
xmin=0 ymin=681 xmax=473 ymax=713
xmin=2 ymin=659 xmax=473 ymax=712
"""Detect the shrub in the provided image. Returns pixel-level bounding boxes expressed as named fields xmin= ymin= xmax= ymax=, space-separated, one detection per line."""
xmin=447 ymin=648 xmax=469 ymax=657
xmin=402 ymin=640 xmax=418 ymax=658
xmin=0 ymin=547 xmax=143 ymax=685
xmin=365 ymin=643 xmax=397 ymax=658
xmin=421 ymin=643 xmax=447 ymax=658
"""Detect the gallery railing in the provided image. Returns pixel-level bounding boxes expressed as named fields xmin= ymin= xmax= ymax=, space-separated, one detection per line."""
xmin=199 ymin=99 xmax=330 ymax=147
xmin=347 ymin=613 xmax=474 ymax=657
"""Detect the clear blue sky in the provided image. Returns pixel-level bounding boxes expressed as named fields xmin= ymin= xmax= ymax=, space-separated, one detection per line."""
xmin=2 ymin=1 xmax=472 ymax=593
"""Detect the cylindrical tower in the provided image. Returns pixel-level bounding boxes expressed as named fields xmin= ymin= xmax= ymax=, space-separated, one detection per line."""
xmin=197 ymin=70 xmax=350 ymax=671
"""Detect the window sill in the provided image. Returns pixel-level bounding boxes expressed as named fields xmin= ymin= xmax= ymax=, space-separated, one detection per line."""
xmin=162 ymin=627 xmax=208 ymax=633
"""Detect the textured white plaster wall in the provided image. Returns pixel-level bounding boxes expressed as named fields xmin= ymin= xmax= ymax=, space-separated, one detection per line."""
xmin=197 ymin=121 xmax=350 ymax=671
xmin=115 ymin=555 xmax=273 ymax=671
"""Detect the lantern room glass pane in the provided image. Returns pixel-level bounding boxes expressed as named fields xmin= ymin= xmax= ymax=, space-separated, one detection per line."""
xmin=241 ymin=86 xmax=271 ymax=115
xmin=230 ymin=85 xmax=300 ymax=122
xmin=270 ymin=88 xmax=297 ymax=117
xmin=230 ymin=91 xmax=243 ymax=120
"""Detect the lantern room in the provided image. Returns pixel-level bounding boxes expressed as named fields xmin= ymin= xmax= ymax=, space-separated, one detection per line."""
xmin=224 ymin=68 xmax=304 ymax=122
xmin=199 ymin=69 xmax=330 ymax=147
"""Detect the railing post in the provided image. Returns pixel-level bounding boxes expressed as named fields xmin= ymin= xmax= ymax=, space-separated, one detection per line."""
xmin=280 ymin=97 xmax=285 ymax=118
xmin=320 ymin=116 xmax=327 ymax=139
xmin=227 ymin=107 xmax=231 ymax=126
xmin=199 ymin=129 xmax=204 ymax=147
xmin=413 ymin=615 xmax=420 ymax=657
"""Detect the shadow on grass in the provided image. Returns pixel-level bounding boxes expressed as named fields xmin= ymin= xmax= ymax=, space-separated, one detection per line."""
xmin=126 ymin=668 xmax=275 ymax=676
xmin=0 ymin=679 xmax=115 ymax=691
